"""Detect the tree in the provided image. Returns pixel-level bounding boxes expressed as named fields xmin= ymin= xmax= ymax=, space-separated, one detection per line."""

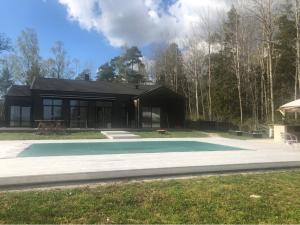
xmin=17 ymin=28 xmax=42 ymax=84
xmin=223 ymin=6 xmax=243 ymax=128
xmin=274 ymin=4 xmax=296 ymax=105
xmin=123 ymin=46 xmax=146 ymax=83
xmin=154 ymin=43 xmax=186 ymax=95
xmin=97 ymin=46 xmax=146 ymax=83
xmin=2 ymin=54 xmax=25 ymax=84
xmin=50 ymin=41 xmax=67 ymax=79
xmin=110 ymin=56 xmax=126 ymax=82
xmin=182 ymin=38 xmax=207 ymax=120
xmin=0 ymin=33 xmax=11 ymax=54
xmin=124 ymin=46 xmax=143 ymax=70
xmin=250 ymin=0 xmax=277 ymax=123
xmin=40 ymin=58 xmax=55 ymax=78
xmin=294 ymin=0 xmax=300 ymax=115
xmin=96 ymin=63 xmax=115 ymax=81
xmin=72 ymin=58 xmax=81 ymax=76
xmin=0 ymin=66 xmax=13 ymax=96
xmin=76 ymin=68 xmax=92 ymax=80
xmin=199 ymin=10 xmax=215 ymax=121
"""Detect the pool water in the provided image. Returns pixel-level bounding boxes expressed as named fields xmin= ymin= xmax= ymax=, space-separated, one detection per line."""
xmin=18 ymin=141 xmax=243 ymax=157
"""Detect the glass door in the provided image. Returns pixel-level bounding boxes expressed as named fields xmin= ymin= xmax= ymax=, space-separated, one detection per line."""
xmin=69 ymin=100 xmax=88 ymax=128
xmin=21 ymin=107 xmax=31 ymax=127
xmin=152 ymin=107 xmax=160 ymax=128
xmin=142 ymin=107 xmax=161 ymax=128
xmin=96 ymin=107 xmax=112 ymax=128
xmin=10 ymin=106 xmax=31 ymax=127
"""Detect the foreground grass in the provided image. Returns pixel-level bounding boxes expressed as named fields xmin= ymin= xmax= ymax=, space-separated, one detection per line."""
xmin=0 ymin=131 xmax=105 ymax=140
xmin=133 ymin=130 xmax=208 ymax=138
xmin=1 ymin=171 xmax=300 ymax=223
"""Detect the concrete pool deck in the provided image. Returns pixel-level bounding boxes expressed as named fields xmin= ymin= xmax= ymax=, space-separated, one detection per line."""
xmin=0 ymin=137 xmax=300 ymax=188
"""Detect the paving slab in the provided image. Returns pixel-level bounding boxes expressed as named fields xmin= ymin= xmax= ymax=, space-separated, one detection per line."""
xmin=101 ymin=130 xmax=140 ymax=139
xmin=0 ymin=137 xmax=300 ymax=188
xmin=1 ymin=161 xmax=300 ymax=189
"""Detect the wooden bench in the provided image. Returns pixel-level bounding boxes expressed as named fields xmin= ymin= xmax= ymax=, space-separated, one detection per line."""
xmin=246 ymin=131 xmax=264 ymax=138
xmin=157 ymin=129 xmax=167 ymax=134
xmin=229 ymin=130 xmax=243 ymax=136
xmin=36 ymin=120 xmax=65 ymax=134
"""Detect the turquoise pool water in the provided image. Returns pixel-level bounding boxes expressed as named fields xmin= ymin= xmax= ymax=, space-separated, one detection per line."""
xmin=18 ymin=141 xmax=243 ymax=157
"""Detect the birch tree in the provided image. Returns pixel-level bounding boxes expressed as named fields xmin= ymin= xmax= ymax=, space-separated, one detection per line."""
xmin=199 ymin=11 xmax=213 ymax=121
xmin=250 ymin=0 xmax=277 ymax=123
xmin=294 ymin=0 xmax=300 ymax=102
xmin=182 ymin=36 xmax=207 ymax=119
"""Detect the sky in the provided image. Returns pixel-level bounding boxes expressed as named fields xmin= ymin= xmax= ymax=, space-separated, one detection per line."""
xmin=0 ymin=0 xmax=230 ymax=77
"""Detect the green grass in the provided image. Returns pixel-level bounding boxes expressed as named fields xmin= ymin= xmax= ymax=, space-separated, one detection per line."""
xmin=1 ymin=171 xmax=300 ymax=223
xmin=0 ymin=130 xmax=266 ymax=140
xmin=0 ymin=131 xmax=105 ymax=140
xmin=133 ymin=130 xmax=208 ymax=138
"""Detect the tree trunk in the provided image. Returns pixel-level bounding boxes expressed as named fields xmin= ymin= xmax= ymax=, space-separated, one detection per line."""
xmin=268 ymin=41 xmax=274 ymax=123
xmin=235 ymin=11 xmax=243 ymax=129
xmin=208 ymin=40 xmax=212 ymax=121
xmin=295 ymin=0 xmax=300 ymax=119
xmin=194 ymin=58 xmax=199 ymax=120
xmin=268 ymin=0 xmax=275 ymax=124
xmin=199 ymin=80 xmax=206 ymax=120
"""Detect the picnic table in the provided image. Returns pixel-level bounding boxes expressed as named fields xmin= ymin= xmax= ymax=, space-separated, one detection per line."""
xmin=157 ymin=129 xmax=167 ymax=134
xmin=229 ymin=130 xmax=243 ymax=136
xmin=35 ymin=120 xmax=65 ymax=132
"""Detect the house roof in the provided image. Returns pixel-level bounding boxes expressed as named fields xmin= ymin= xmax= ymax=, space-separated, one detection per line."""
xmin=31 ymin=78 xmax=161 ymax=95
xmin=6 ymin=85 xmax=31 ymax=97
xmin=7 ymin=78 xmax=161 ymax=97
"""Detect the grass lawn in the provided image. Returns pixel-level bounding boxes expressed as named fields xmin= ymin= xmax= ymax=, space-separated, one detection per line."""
xmin=1 ymin=171 xmax=300 ymax=223
xmin=133 ymin=130 xmax=208 ymax=138
xmin=0 ymin=131 xmax=105 ymax=140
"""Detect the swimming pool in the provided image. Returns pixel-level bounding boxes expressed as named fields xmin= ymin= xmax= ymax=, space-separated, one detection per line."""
xmin=18 ymin=141 xmax=244 ymax=157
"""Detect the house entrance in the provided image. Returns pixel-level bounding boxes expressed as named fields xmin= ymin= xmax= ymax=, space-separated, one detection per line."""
xmin=96 ymin=102 xmax=112 ymax=128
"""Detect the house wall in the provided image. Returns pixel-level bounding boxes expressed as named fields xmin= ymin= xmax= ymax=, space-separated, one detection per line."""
xmin=5 ymin=90 xmax=136 ymax=128
xmin=4 ymin=96 xmax=33 ymax=127
xmin=5 ymin=87 xmax=185 ymax=129
xmin=137 ymin=88 xmax=185 ymax=129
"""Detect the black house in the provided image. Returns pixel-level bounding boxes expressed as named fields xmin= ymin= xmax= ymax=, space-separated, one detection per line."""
xmin=4 ymin=77 xmax=185 ymax=129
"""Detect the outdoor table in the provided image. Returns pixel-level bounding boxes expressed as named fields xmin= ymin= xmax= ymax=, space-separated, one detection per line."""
xmin=35 ymin=120 xmax=65 ymax=130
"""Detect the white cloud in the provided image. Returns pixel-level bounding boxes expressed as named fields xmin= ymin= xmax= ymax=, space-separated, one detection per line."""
xmin=58 ymin=0 xmax=230 ymax=47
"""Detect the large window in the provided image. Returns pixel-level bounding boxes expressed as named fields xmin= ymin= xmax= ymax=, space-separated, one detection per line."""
xmin=43 ymin=99 xmax=62 ymax=120
xmin=70 ymin=100 xmax=88 ymax=128
xmin=10 ymin=106 xmax=31 ymax=127
xmin=152 ymin=107 xmax=161 ymax=128
xmin=96 ymin=101 xmax=112 ymax=128
xmin=142 ymin=107 xmax=160 ymax=128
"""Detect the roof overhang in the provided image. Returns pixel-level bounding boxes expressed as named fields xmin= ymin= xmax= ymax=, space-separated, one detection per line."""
xmin=278 ymin=99 xmax=300 ymax=116
xmin=40 ymin=94 xmax=116 ymax=101
xmin=134 ymin=86 xmax=185 ymax=100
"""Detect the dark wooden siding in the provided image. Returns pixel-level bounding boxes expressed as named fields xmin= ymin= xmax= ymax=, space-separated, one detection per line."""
xmin=137 ymin=87 xmax=185 ymax=128
xmin=4 ymin=96 xmax=33 ymax=127
xmin=5 ymin=87 xmax=185 ymax=128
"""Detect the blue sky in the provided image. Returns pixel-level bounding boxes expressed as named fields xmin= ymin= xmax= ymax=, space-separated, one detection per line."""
xmin=0 ymin=0 xmax=229 ymax=77
xmin=0 ymin=0 xmax=121 ymax=74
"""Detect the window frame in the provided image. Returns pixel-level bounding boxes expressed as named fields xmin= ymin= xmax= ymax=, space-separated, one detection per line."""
xmin=69 ymin=100 xmax=89 ymax=128
xmin=10 ymin=105 xmax=31 ymax=127
xmin=142 ymin=106 xmax=161 ymax=128
xmin=43 ymin=98 xmax=63 ymax=120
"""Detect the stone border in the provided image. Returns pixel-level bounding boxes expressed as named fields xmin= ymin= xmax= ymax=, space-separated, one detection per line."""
xmin=1 ymin=161 xmax=300 ymax=190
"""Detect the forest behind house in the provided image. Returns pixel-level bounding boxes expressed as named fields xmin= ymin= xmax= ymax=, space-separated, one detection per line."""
xmin=1 ymin=0 xmax=300 ymax=130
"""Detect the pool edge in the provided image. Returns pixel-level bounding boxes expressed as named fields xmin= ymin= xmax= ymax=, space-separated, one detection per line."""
xmin=1 ymin=161 xmax=300 ymax=190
